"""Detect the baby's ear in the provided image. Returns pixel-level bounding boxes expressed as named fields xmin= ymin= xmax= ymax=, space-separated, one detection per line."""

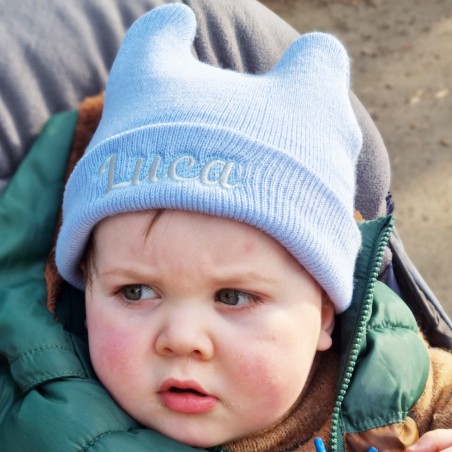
xmin=317 ymin=295 xmax=335 ymax=351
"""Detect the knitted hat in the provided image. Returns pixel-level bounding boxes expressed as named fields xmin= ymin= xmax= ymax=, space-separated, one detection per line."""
xmin=55 ymin=4 xmax=362 ymax=313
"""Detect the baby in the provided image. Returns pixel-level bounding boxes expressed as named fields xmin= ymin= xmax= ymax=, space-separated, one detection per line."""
xmin=55 ymin=4 xmax=452 ymax=451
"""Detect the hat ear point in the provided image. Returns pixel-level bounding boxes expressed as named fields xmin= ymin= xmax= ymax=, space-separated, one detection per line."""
xmin=124 ymin=3 xmax=198 ymax=56
xmin=271 ymin=32 xmax=350 ymax=86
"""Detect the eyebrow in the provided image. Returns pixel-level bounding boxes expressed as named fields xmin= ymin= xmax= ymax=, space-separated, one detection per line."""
xmin=97 ymin=267 xmax=281 ymax=287
xmin=209 ymin=270 xmax=281 ymax=287
xmin=97 ymin=267 xmax=150 ymax=280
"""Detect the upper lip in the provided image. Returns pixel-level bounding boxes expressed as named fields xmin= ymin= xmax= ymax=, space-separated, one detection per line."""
xmin=158 ymin=378 xmax=209 ymax=396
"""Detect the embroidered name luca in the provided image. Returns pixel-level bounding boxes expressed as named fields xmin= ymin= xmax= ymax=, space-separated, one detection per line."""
xmin=99 ymin=154 xmax=241 ymax=194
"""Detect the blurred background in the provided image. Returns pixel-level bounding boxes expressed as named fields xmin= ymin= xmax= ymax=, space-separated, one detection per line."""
xmin=262 ymin=0 xmax=452 ymax=316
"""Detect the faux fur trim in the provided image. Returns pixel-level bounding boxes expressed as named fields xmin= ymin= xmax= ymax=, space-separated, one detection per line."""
xmin=45 ymin=93 xmax=104 ymax=313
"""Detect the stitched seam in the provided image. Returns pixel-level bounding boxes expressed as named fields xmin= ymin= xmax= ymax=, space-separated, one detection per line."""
xmin=78 ymin=430 xmax=122 ymax=452
xmin=23 ymin=370 xmax=86 ymax=392
xmin=366 ymin=324 xmax=417 ymax=333
xmin=348 ymin=411 xmax=409 ymax=431
xmin=11 ymin=345 xmax=74 ymax=365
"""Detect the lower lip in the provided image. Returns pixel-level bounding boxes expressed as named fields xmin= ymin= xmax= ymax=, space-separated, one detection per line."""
xmin=159 ymin=391 xmax=218 ymax=414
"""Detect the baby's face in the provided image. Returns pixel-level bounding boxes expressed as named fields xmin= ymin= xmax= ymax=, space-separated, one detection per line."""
xmin=85 ymin=210 xmax=333 ymax=447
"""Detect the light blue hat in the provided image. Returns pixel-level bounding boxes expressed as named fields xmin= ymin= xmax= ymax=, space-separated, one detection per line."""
xmin=56 ymin=4 xmax=362 ymax=313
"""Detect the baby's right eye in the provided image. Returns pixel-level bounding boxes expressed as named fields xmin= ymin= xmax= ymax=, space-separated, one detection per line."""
xmin=121 ymin=284 xmax=157 ymax=302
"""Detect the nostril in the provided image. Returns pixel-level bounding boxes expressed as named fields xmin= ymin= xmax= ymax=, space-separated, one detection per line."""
xmin=154 ymin=328 xmax=214 ymax=360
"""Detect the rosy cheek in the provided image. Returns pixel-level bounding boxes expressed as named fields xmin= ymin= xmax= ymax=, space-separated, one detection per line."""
xmin=89 ymin=321 xmax=138 ymax=380
xmin=231 ymin=346 xmax=304 ymax=412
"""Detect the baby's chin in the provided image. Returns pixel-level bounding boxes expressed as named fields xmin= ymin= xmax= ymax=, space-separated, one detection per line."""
xmin=145 ymin=418 xmax=265 ymax=449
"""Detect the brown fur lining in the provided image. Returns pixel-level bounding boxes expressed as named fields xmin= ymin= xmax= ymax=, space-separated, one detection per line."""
xmin=45 ymin=93 xmax=104 ymax=313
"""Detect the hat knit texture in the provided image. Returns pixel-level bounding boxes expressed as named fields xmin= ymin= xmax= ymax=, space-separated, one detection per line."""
xmin=56 ymin=4 xmax=362 ymax=313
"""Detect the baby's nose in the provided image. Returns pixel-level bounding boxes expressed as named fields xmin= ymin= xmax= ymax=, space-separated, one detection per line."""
xmin=154 ymin=308 xmax=214 ymax=360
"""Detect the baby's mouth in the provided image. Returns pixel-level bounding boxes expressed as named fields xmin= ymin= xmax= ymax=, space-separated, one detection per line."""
xmin=158 ymin=379 xmax=218 ymax=414
xmin=169 ymin=386 xmax=207 ymax=396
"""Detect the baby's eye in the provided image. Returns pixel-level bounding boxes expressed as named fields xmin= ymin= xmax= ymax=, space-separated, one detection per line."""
xmin=215 ymin=289 xmax=259 ymax=306
xmin=121 ymin=284 xmax=157 ymax=302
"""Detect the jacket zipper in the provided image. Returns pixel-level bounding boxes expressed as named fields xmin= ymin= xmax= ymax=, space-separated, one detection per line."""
xmin=329 ymin=217 xmax=395 ymax=452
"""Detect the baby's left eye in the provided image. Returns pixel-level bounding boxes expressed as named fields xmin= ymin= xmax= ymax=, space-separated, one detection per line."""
xmin=121 ymin=284 xmax=157 ymax=302
xmin=215 ymin=289 xmax=259 ymax=306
